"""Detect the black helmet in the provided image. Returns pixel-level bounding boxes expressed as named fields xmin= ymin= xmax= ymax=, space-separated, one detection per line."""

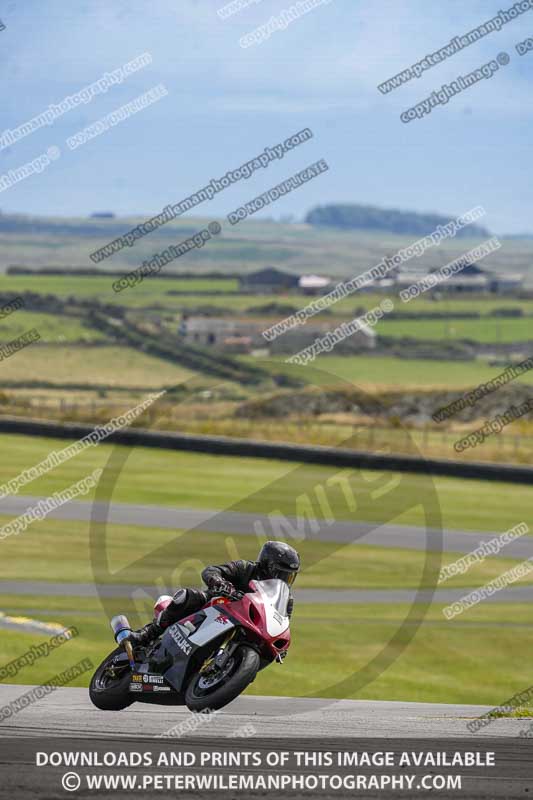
xmin=257 ymin=541 xmax=300 ymax=586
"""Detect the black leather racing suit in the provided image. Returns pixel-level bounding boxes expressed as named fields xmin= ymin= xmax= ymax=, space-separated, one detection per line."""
xmin=135 ymin=559 xmax=294 ymax=643
xmin=202 ymin=560 xmax=294 ymax=618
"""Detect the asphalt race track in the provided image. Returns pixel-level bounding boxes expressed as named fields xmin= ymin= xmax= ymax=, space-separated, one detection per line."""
xmin=1 ymin=688 xmax=531 ymax=799
xmin=0 ymin=494 xmax=530 ymax=558
xmin=0 ymin=685 xmax=525 ymax=738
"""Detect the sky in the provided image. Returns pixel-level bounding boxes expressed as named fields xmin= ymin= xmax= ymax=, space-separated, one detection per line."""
xmin=0 ymin=0 xmax=532 ymax=233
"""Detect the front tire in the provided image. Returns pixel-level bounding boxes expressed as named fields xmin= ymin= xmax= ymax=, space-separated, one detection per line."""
xmin=185 ymin=645 xmax=260 ymax=712
xmin=89 ymin=647 xmax=134 ymax=711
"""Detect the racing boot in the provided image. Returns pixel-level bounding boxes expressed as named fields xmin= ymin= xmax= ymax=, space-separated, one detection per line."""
xmin=157 ymin=588 xmax=209 ymax=629
xmin=126 ymin=621 xmax=163 ymax=648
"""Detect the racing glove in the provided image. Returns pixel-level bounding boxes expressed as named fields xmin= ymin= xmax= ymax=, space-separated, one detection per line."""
xmin=207 ymin=575 xmax=236 ymax=596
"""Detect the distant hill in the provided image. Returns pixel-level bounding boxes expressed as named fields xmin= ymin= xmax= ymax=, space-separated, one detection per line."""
xmin=0 ymin=211 xmax=201 ymax=240
xmin=0 ymin=209 xmax=531 ymax=284
xmin=0 ymin=211 xmax=127 ymax=238
xmin=305 ymin=204 xmax=490 ymax=238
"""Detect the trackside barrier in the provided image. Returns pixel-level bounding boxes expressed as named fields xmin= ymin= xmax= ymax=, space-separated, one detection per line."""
xmin=0 ymin=416 xmax=532 ymax=485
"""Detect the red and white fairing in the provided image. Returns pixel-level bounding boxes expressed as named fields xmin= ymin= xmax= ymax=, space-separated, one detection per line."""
xmin=153 ymin=580 xmax=291 ymax=661
xmin=203 ymin=578 xmax=291 ymax=659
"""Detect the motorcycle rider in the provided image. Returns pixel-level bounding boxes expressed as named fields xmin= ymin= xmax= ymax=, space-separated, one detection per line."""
xmin=125 ymin=540 xmax=300 ymax=648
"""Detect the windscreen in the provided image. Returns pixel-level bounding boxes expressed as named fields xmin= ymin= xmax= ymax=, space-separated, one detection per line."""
xmin=253 ymin=579 xmax=290 ymax=616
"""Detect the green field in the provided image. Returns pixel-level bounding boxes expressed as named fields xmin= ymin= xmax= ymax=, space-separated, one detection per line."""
xmin=1 ymin=318 xmax=530 ymax=403
xmin=0 ymin=274 xmax=240 ymax=309
xmin=332 ymin=294 xmax=533 ymax=317
xmin=0 ymin=311 xmax=106 ymax=343
xmin=250 ymin=354 xmax=533 ymax=388
xmin=378 ymin=316 xmax=533 ymax=343
xmin=0 ymin=345 xmax=197 ymax=387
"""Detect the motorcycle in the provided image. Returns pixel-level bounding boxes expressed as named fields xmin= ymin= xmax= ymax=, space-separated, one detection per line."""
xmin=89 ymin=578 xmax=291 ymax=712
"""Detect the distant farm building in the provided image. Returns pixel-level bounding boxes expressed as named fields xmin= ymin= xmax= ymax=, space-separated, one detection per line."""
xmin=268 ymin=320 xmax=376 ymax=355
xmin=370 ymin=262 xmax=524 ymax=295
xmin=395 ymin=263 xmax=489 ymax=293
xmin=489 ymin=273 xmax=524 ymax=294
xmin=298 ymin=274 xmax=332 ymax=295
xmin=180 ymin=315 xmax=376 ymax=355
xmin=239 ymin=267 xmax=299 ymax=293
xmin=179 ymin=316 xmax=262 ymax=352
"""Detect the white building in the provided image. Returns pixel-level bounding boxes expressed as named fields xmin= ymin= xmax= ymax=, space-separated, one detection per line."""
xmin=298 ymin=274 xmax=332 ymax=295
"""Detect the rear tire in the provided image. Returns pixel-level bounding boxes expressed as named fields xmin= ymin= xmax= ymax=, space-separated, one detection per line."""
xmin=185 ymin=645 xmax=260 ymax=712
xmin=89 ymin=647 xmax=134 ymax=711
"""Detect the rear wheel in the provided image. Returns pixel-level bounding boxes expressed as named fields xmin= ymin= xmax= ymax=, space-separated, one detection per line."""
xmin=89 ymin=647 xmax=134 ymax=711
xmin=185 ymin=645 xmax=260 ymax=712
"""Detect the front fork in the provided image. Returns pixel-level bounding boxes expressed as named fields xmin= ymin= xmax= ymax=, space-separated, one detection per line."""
xmin=199 ymin=629 xmax=236 ymax=674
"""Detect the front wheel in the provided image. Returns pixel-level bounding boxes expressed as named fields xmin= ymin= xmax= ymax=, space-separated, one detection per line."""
xmin=89 ymin=647 xmax=134 ymax=711
xmin=185 ymin=645 xmax=260 ymax=712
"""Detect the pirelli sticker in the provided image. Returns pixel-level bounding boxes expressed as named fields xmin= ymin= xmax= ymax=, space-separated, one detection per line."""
xmin=143 ymin=673 xmax=165 ymax=685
